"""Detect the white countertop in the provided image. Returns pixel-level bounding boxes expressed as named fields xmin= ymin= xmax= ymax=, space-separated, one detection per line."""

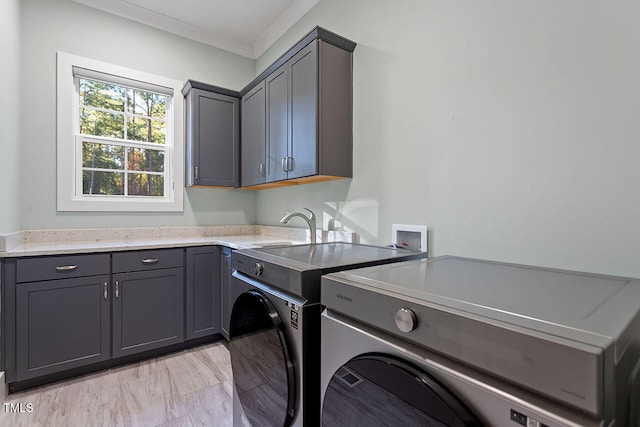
xmin=0 ymin=225 xmax=357 ymax=257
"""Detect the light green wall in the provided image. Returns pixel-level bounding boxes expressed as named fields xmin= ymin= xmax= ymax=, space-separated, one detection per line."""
xmin=13 ymin=0 xmax=640 ymax=277
xmin=19 ymin=0 xmax=258 ymax=230
xmin=255 ymin=0 xmax=640 ymax=277
xmin=0 ymin=0 xmax=21 ymax=234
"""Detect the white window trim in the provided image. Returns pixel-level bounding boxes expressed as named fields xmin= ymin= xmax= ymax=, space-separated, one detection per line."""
xmin=57 ymin=51 xmax=184 ymax=212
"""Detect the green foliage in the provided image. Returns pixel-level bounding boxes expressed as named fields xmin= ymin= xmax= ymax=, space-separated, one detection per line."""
xmin=79 ymin=78 xmax=168 ymax=197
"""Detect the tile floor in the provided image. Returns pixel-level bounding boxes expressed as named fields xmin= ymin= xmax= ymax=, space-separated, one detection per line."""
xmin=0 ymin=342 xmax=233 ymax=427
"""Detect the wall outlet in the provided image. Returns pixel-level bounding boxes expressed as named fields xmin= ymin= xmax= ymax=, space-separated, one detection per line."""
xmin=392 ymin=224 xmax=428 ymax=253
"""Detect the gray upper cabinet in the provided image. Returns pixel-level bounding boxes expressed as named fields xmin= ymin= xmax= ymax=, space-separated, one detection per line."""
xmin=194 ymin=26 xmax=356 ymax=189
xmin=266 ymin=64 xmax=290 ymax=183
xmin=184 ymin=81 xmax=240 ymax=187
xmin=241 ymin=82 xmax=267 ymax=187
xmin=265 ymin=45 xmax=317 ymax=183
xmin=288 ymin=42 xmax=318 ymax=180
xmin=183 ymin=28 xmax=355 ymax=190
xmin=242 ymin=35 xmax=354 ymax=188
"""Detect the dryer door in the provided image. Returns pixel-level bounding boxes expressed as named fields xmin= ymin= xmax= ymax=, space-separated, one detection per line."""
xmin=322 ymin=354 xmax=482 ymax=427
xmin=229 ymin=290 xmax=296 ymax=426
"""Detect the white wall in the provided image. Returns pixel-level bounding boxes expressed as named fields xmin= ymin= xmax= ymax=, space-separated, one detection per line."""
xmin=19 ymin=0 xmax=258 ymax=230
xmin=255 ymin=0 xmax=640 ymax=277
xmin=0 ymin=0 xmax=22 ymax=234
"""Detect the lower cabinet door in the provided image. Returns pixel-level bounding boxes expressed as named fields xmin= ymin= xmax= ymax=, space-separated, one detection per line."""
xmin=112 ymin=268 xmax=184 ymax=358
xmin=186 ymin=246 xmax=221 ymax=339
xmin=16 ymin=275 xmax=111 ymax=380
xmin=220 ymin=247 xmax=233 ymax=340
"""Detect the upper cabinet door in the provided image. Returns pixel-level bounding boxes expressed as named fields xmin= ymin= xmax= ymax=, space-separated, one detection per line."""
xmin=241 ymin=82 xmax=267 ymax=187
xmin=266 ymin=64 xmax=290 ymax=183
xmin=289 ymin=41 xmax=318 ymax=180
xmin=185 ymin=87 xmax=240 ymax=187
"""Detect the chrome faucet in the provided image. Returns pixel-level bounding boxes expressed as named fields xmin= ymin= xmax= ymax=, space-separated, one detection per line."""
xmin=280 ymin=208 xmax=317 ymax=244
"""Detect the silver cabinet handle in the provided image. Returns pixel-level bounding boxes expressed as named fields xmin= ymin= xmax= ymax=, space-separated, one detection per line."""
xmin=142 ymin=258 xmax=159 ymax=265
xmin=282 ymin=157 xmax=287 ymax=171
xmin=195 ymin=166 xmax=199 ymax=180
xmin=56 ymin=265 xmax=78 ymax=272
xmin=115 ymin=281 xmax=120 ymax=299
xmin=259 ymin=163 xmax=265 ymax=176
xmin=287 ymin=156 xmax=294 ymax=171
xmin=104 ymin=282 xmax=108 ymax=300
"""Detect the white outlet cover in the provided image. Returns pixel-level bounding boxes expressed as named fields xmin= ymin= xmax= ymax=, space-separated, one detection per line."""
xmin=392 ymin=224 xmax=428 ymax=253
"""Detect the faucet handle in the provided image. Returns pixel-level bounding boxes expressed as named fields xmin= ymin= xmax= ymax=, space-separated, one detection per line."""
xmin=302 ymin=207 xmax=316 ymax=220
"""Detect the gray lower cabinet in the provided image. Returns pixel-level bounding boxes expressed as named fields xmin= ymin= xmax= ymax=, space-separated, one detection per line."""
xmin=16 ymin=274 xmax=111 ymax=381
xmin=185 ymin=246 xmax=221 ymax=339
xmin=4 ymin=246 xmax=223 ymax=386
xmin=112 ymin=249 xmax=185 ymax=358
xmin=183 ymin=81 xmax=240 ymax=187
xmin=13 ymin=253 xmax=111 ymax=381
xmin=220 ymin=247 xmax=233 ymax=339
xmin=112 ymin=268 xmax=184 ymax=357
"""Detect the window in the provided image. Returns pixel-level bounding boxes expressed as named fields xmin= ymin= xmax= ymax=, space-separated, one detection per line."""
xmin=57 ymin=52 xmax=184 ymax=211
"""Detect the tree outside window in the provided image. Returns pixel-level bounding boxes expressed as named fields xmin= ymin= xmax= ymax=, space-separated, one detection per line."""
xmin=78 ymin=78 xmax=168 ymax=197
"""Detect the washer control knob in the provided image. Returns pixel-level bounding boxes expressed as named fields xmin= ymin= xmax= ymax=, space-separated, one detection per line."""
xmin=254 ymin=262 xmax=264 ymax=276
xmin=395 ymin=307 xmax=417 ymax=333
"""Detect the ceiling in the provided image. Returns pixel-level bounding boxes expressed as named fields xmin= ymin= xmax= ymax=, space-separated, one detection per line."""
xmin=72 ymin=0 xmax=320 ymax=59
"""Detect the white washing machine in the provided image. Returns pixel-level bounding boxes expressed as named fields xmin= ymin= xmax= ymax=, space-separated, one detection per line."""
xmin=320 ymin=256 xmax=640 ymax=427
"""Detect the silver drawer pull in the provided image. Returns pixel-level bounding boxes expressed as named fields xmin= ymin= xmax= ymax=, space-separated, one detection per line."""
xmin=104 ymin=282 xmax=108 ymax=300
xmin=115 ymin=281 xmax=120 ymax=299
xmin=142 ymin=258 xmax=159 ymax=265
xmin=56 ymin=265 xmax=78 ymax=272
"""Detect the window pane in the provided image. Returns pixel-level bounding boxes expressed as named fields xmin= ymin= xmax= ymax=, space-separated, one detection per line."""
xmin=82 ymin=142 xmax=124 ymax=170
xmin=128 ymin=173 xmax=164 ymax=196
xmin=68 ymin=61 xmax=177 ymax=207
xmin=82 ymin=170 xmax=124 ymax=195
xmin=127 ymin=148 xmax=165 ymax=172
xmin=126 ymin=117 xmax=166 ymax=144
xmin=80 ymin=108 xmax=125 ymax=139
xmin=127 ymin=89 xmax=167 ymax=119
xmin=79 ymin=79 xmax=125 ymax=112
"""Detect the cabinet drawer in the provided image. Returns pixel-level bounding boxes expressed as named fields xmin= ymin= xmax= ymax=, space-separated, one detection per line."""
xmin=16 ymin=253 xmax=110 ymax=283
xmin=113 ymin=248 xmax=183 ymax=273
